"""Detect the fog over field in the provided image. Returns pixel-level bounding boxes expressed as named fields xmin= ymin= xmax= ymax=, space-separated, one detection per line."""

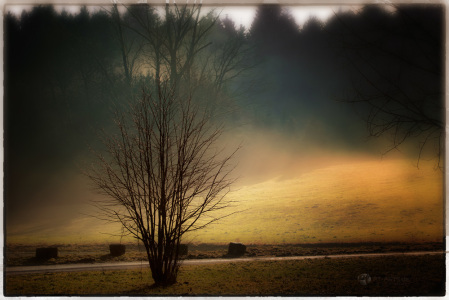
xmin=7 ymin=156 xmax=442 ymax=244
xmin=5 ymin=3 xmax=444 ymax=245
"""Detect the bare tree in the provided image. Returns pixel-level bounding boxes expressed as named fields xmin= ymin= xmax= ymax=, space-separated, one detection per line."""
xmin=87 ymin=82 xmax=238 ymax=286
xmin=85 ymin=4 xmax=252 ymax=286
xmin=108 ymin=3 xmax=254 ymax=106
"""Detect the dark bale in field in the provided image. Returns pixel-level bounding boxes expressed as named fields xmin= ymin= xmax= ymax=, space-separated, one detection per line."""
xmin=109 ymin=244 xmax=126 ymax=256
xmin=36 ymin=247 xmax=58 ymax=260
xmin=178 ymin=244 xmax=188 ymax=256
xmin=228 ymin=242 xmax=246 ymax=256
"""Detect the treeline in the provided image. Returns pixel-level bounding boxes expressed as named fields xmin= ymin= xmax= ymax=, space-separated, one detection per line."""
xmin=5 ymin=4 xmax=443 ymax=149
xmin=4 ymin=4 xmax=443 ymax=216
xmin=246 ymin=5 xmax=443 ymax=148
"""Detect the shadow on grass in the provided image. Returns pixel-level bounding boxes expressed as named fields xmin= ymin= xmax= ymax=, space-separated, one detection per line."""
xmin=125 ymin=281 xmax=191 ymax=295
xmin=100 ymin=254 xmax=113 ymax=261
xmin=22 ymin=256 xmax=98 ymax=266
xmin=99 ymin=253 xmax=131 ymax=262
xmin=23 ymin=257 xmax=51 ymax=266
xmin=125 ymin=285 xmax=154 ymax=295
xmin=221 ymin=253 xmax=247 ymax=258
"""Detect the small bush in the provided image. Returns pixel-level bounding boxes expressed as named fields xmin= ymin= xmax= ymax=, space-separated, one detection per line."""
xmin=109 ymin=244 xmax=126 ymax=256
xmin=35 ymin=247 xmax=58 ymax=260
xmin=228 ymin=243 xmax=246 ymax=256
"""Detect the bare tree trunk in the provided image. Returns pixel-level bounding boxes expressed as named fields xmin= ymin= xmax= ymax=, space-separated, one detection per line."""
xmin=87 ymin=3 xmax=252 ymax=286
xmin=87 ymin=81 xmax=238 ymax=286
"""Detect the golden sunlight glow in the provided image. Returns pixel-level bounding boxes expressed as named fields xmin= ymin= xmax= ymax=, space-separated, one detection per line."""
xmin=7 ymin=158 xmax=443 ymax=245
xmin=187 ymin=158 xmax=443 ymax=244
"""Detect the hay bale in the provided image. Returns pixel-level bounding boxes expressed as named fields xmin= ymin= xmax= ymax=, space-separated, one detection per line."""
xmin=36 ymin=247 xmax=58 ymax=260
xmin=109 ymin=244 xmax=126 ymax=256
xmin=178 ymin=244 xmax=188 ymax=256
xmin=228 ymin=242 xmax=246 ymax=256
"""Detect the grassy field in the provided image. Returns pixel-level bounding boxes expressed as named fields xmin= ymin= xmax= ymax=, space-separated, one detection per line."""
xmin=5 ymin=254 xmax=445 ymax=296
xmin=197 ymin=159 xmax=443 ymax=244
xmin=7 ymin=158 xmax=443 ymax=245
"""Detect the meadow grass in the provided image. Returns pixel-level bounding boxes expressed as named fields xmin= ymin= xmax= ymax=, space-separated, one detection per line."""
xmin=7 ymin=159 xmax=443 ymax=246
xmin=5 ymin=254 xmax=445 ymax=296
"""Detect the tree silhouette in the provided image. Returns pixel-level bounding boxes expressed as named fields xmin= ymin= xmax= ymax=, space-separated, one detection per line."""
xmin=88 ymin=83 xmax=238 ymax=286
xmin=87 ymin=3 xmax=248 ymax=286
xmin=250 ymin=5 xmax=299 ymax=57
xmin=328 ymin=5 xmax=443 ymax=166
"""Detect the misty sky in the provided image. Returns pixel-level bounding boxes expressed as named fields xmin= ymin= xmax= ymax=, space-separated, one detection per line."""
xmin=4 ymin=3 xmax=444 ymax=244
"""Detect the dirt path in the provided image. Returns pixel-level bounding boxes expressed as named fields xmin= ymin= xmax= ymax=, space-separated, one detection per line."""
xmin=5 ymin=251 xmax=445 ymax=275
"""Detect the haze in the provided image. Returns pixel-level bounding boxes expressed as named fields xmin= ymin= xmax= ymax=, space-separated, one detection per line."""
xmin=4 ymin=3 xmax=444 ymax=245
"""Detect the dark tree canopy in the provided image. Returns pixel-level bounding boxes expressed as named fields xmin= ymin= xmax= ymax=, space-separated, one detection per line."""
xmin=245 ymin=4 xmax=443 ymax=162
xmin=326 ymin=5 xmax=444 ymax=165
